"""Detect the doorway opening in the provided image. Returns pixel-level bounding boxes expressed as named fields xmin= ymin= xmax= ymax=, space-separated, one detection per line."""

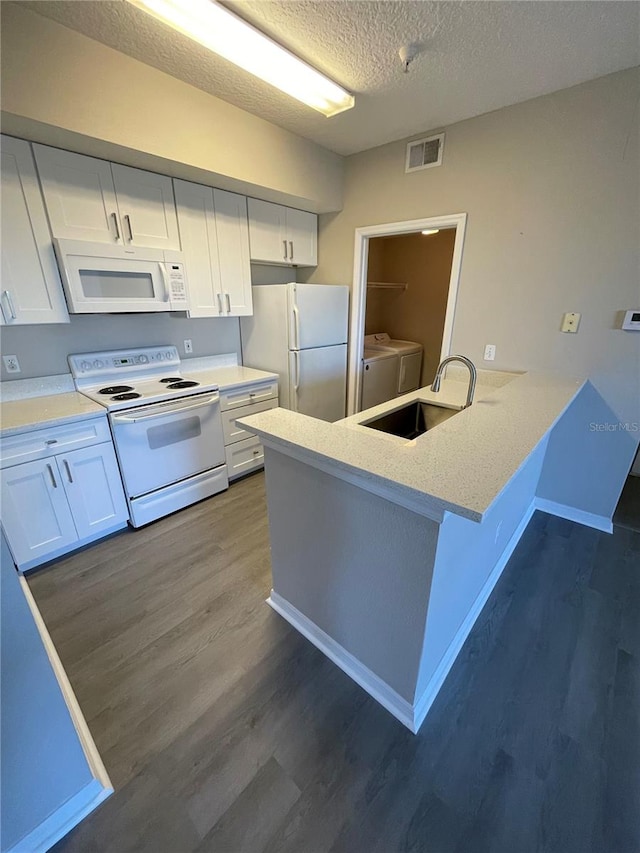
xmin=348 ymin=213 xmax=467 ymax=414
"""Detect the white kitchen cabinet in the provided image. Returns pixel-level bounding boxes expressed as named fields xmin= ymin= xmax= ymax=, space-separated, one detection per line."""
xmin=57 ymin=443 xmax=129 ymax=541
xmin=214 ymin=189 xmax=253 ymax=316
xmin=0 ymin=419 xmax=128 ymax=571
xmin=111 ymin=163 xmax=180 ymax=250
xmin=0 ymin=136 xmax=69 ymax=325
xmin=220 ymin=379 xmax=278 ymax=480
xmin=34 ymin=144 xmax=180 ymax=250
xmin=174 ymin=180 xmax=252 ymax=317
xmin=0 ymin=458 xmax=78 ymax=568
xmin=247 ymin=198 xmax=317 ymax=267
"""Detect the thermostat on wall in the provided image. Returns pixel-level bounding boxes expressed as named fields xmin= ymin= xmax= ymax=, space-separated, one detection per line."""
xmin=622 ymin=309 xmax=640 ymax=331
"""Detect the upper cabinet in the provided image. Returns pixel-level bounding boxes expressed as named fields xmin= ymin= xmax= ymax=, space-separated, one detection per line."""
xmin=33 ymin=144 xmax=180 ymax=250
xmin=247 ymin=198 xmax=317 ymax=267
xmin=174 ymin=180 xmax=252 ymax=318
xmin=0 ymin=135 xmax=69 ymax=325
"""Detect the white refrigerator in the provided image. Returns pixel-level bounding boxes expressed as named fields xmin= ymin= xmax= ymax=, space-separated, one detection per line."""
xmin=240 ymin=283 xmax=349 ymax=422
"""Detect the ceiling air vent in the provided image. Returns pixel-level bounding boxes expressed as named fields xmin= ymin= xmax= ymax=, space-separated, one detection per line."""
xmin=405 ymin=133 xmax=444 ymax=173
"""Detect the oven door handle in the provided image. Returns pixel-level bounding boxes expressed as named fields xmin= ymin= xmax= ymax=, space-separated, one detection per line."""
xmin=111 ymin=395 xmax=219 ymax=424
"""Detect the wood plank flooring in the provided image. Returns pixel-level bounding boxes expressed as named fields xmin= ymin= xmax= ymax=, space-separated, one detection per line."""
xmin=27 ymin=472 xmax=640 ymax=853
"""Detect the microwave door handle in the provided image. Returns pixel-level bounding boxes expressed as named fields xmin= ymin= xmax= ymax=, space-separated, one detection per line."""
xmin=159 ymin=263 xmax=170 ymax=302
xmin=111 ymin=395 xmax=219 ymax=424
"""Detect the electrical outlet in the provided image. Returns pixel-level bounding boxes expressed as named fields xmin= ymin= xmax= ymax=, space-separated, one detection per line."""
xmin=183 ymin=339 xmax=193 ymax=354
xmin=561 ymin=313 xmax=581 ymax=333
xmin=3 ymin=354 xmax=21 ymax=373
xmin=484 ymin=344 xmax=496 ymax=361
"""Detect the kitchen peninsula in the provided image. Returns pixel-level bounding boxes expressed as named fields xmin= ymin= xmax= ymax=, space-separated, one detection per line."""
xmin=239 ymin=369 xmax=637 ymax=732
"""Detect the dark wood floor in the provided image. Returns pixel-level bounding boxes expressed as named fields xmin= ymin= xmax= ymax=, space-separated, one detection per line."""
xmin=28 ymin=472 xmax=640 ymax=853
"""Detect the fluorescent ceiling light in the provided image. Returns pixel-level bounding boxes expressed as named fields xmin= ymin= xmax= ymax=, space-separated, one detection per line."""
xmin=421 ymin=229 xmax=440 ymax=236
xmin=126 ymin=0 xmax=355 ymax=117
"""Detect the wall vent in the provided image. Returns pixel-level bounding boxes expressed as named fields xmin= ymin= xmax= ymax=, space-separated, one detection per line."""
xmin=405 ymin=133 xmax=444 ymax=173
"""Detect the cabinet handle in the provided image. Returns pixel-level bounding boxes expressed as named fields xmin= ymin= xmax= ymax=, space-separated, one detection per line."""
xmin=217 ymin=293 xmax=223 ymax=314
xmin=111 ymin=212 xmax=121 ymax=241
xmin=124 ymin=214 xmax=134 ymax=242
xmin=46 ymin=464 xmax=57 ymax=488
xmin=289 ymin=241 xmax=294 ymax=262
xmin=252 ymin=449 xmax=261 ymax=456
xmin=283 ymin=239 xmax=288 ymax=260
xmin=63 ymin=460 xmax=74 ymax=483
xmin=225 ymin=293 xmax=231 ymax=314
xmin=45 ymin=439 xmax=58 ymax=445
xmin=2 ymin=290 xmax=17 ymax=320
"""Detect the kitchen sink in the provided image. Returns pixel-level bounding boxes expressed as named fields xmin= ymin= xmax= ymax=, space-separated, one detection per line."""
xmin=361 ymin=400 xmax=462 ymax=439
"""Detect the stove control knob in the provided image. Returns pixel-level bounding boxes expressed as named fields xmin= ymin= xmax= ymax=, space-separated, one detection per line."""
xmin=138 ymin=354 xmax=149 ymax=364
xmin=165 ymin=350 xmax=172 ymax=360
xmin=156 ymin=352 xmax=164 ymax=361
xmin=80 ymin=360 xmax=91 ymax=371
xmin=93 ymin=359 xmax=104 ymax=369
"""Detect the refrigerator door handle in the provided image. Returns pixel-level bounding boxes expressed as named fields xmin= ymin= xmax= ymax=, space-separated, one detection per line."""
xmin=293 ymin=350 xmax=300 ymax=391
xmin=292 ymin=304 xmax=301 ymax=350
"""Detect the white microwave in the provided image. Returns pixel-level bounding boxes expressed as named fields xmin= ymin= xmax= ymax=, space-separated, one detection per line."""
xmin=53 ymin=239 xmax=189 ymax=313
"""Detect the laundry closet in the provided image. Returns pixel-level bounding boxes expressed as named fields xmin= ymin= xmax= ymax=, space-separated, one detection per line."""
xmin=360 ymin=229 xmax=457 ymax=410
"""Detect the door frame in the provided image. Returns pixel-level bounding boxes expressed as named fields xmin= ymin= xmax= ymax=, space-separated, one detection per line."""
xmin=347 ymin=212 xmax=468 ymax=415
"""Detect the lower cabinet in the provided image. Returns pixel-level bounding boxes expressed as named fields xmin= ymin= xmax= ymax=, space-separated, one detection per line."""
xmin=1 ymin=438 xmax=128 ymax=571
xmin=220 ymin=380 xmax=278 ymax=481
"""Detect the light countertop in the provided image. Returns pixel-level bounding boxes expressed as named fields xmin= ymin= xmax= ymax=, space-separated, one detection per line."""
xmin=238 ymin=371 xmax=586 ymax=522
xmin=1 ymin=393 xmax=106 ymax=437
xmin=188 ymin=364 xmax=278 ymax=390
xmin=0 ymin=364 xmax=277 ymax=437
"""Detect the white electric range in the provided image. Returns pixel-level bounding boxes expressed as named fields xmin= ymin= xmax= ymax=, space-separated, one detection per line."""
xmin=69 ymin=346 xmax=228 ymax=527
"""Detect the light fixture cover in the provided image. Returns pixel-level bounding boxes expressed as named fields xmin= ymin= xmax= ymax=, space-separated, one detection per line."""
xmin=421 ymin=229 xmax=440 ymax=236
xmin=126 ymin=0 xmax=355 ymax=117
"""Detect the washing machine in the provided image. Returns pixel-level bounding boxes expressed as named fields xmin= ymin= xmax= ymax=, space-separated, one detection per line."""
xmin=361 ymin=348 xmax=399 ymax=410
xmin=365 ymin=332 xmax=423 ymax=395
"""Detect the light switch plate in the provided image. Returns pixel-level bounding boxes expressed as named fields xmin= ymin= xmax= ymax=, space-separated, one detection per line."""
xmin=183 ymin=339 xmax=193 ymax=354
xmin=561 ymin=312 xmax=581 ymax=333
xmin=484 ymin=344 xmax=496 ymax=361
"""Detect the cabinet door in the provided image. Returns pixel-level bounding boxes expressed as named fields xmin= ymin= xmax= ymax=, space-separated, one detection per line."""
xmin=247 ymin=198 xmax=288 ymax=264
xmin=174 ymin=179 xmax=223 ymax=317
xmin=214 ymin=190 xmax=253 ymax=316
xmin=112 ymin=164 xmax=180 ymax=250
xmin=0 ymin=137 xmax=69 ymax=325
xmin=286 ymin=207 xmax=317 ymax=267
xmin=58 ymin=443 xmax=128 ymax=540
xmin=0 ymin=459 xmax=77 ymax=568
xmin=33 ymin=144 xmax=120 ymax=244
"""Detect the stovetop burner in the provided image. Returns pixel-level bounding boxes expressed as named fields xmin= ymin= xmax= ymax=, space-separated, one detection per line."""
xmin=167 ymin=380 xmax=199 ymax=389
xmin=99 ymin=385 xmax=134 ymax=395
xmin=112 ymin=392 xmax=142 ymax=401
xmin=159 ymin=377 xmax=183 ymax=383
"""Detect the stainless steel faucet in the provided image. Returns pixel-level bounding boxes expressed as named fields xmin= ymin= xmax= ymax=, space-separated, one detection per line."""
xmin=431 ymin=355 xmax=477 ymax=408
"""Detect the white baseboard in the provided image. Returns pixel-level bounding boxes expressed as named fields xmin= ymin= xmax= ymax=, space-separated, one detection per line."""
xmin=534 ymin=497 xmax=613 ymax=533
xmin=411 ymin=500 xmax=537 ymax=731
xmin=267 ymin=592 xmax=419 ymax=732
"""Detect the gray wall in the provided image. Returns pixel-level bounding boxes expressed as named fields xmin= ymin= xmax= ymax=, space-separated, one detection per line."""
xmin=1 ymin=533 xmax=95 ymax=851
xmin=265 ymin=449 xmax=439 ymax=702
xmin=303 ymin=68 xmax=640 ymax=425
xmin=0 ymin=314 xmax=241 ymax=380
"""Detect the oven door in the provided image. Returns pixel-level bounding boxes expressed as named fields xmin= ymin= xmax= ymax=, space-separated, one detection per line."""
xmin=110 ymin=393 xmax=225 ymax=498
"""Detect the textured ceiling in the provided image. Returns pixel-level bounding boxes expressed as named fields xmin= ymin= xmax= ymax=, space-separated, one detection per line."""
xmin=21 ymin=0 xmax=640 ymax=155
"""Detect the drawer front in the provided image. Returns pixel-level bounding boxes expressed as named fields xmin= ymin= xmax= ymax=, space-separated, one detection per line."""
xmin=220 ymin=380 xmax=278 ymax=411
xmin=225 ymin=435 xmax=264 ymax=481
xmin=222 ymin=398 xmax=277 ymax=445
xmin=0 ymin=417 xmax=111 ymax=469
